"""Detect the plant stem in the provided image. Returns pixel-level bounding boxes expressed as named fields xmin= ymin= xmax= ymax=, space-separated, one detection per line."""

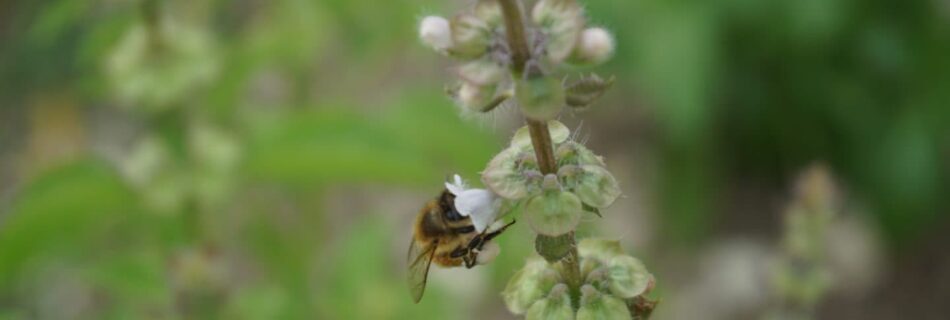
xmin=498 ymin=0 xmax=530 ymax=74
xmin=526 ymin=119 xmax=557 ymax=174
xmin=497 ymin=0 xmax=584 ymax=308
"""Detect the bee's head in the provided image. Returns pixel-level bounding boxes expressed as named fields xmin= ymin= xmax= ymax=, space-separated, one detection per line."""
xmin=475 ymin=241 xmax=501 ymax=265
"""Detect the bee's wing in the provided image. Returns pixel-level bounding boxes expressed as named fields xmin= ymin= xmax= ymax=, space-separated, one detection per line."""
xmin=407 ymin=238 xmax=438 ymax=303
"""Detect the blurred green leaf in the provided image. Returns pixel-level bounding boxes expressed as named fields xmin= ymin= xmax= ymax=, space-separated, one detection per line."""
xmin=245 ymin=109 xmax=435 ymax=185
xmin=0 ymin=159 xmax=136 ymax=288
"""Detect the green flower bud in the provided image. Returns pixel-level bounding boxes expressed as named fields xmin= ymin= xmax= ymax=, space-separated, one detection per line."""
xmin=542 ymin=174 xmax=561 ymax=191
xmin=556 ymin=142 xmax=606 ymax=167
xmin=525 ymin=284 xmax=574 ymax=320
xmin=455 ymin=81 xmax=497 ymax=112
xmin=458 ymin=59 xmax=505 ymax=86
xmin=574 ymin=165 xmax=621 ymax=208
xmin=580 ymin=253 xmax=605 ymax=278
xmin=536 ymin=233 xmax=574 ymax=262
xmin=532 ymin=0 xmax=585 ymax=63
xmin=516 ymin=75 xmax=566 ymax=121
xmin=525 ymin=191 xmax=583 ymax=236
xmin=483 ymin=147 xmax=532 ymax=199
xmin=578 ymin=238 xmax=625 ymax=263
xmin=565 ymin=74 xmax=615 ymax=109
xmin=577 ymin=285 xmax=632 ymax=320
xmin=607 ymin=255 xmax=654 ymax=298
xmin=503 ymin=257 xmax=561 ymax=315
xmin=450 ymin=13 xmax=491 ymax=59
xmin=473 ymin=0 xmax=503 ymax=28
xmin=511 ymin=120 xmax=571 ymax=149
xmin=518 ymin=152 xmax=540 ymax=168
xmin=557 ymin=165 xmax=583 ymax=188
xmin=585 ymin=266 xmax=610 ymax=290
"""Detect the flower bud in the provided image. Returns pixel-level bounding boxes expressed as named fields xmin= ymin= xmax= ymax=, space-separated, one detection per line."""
xmin=516 ymin=75 xmax=566 ymax=120
xmin=511 ymin=120 xmax=571 ymax=149
xmin=573 ymin=165 xmax=621 ymax=208
xmin=565 ymin=74 xmax=615 ymax=109
xmin=571 ymin=27 xmax=615 ymax=65
xmin=557 ymin=164 xmax=582 ymax=179
xmin=607 ymin=255 xmax=653 ymax=298
xmin=580 ymin=253 xmax=604 ymax=278
xmin=532 ymin=0 xmax=585 ymax=63
xmin=523 ymin=169 xmax=544 ymax=182
xmin=474 ymin=0 xmax=503 ymax=28
xmin=450 ymin=13 xmax=491 ymax=59
xmin=456 ymin=82 xmax=495 ymax=112
xmin=518 ymin=152 xmax=539 ymax=168
xmin=585 ymin=266 xmax=610 ymax=291
xmin=541 ymin=174 xmax=560 ymax=191
xmin=555 ymin=142 xmax=606 ymax=167
xmin=458 ymin=59 xmax=505 ymax=86
xmin=525 ymin=191 xmax=583 ymax=236
xmin=503 ymin=257 xmax=561 ymax=315
xmin=419 ymin=16 xmax=453 ymax=51
xmin=483 ymin=147 xmax=533 ymax=199
xmin=525 ymin=284 xmax=574 ymax=320
xmin=578 ymin=238 xmax=625 ymax=263
xmin=577 ymin=285 xmax=632 ymax=320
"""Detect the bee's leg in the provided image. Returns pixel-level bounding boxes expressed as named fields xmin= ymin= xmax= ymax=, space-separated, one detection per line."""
xmin=481 ymin=219 xmax=517 ymax=243
xmin=465 ymin=220 xmax=518 ymax=251
xmin=463 ymin=254 xmax=477 ymax=269
xmin=465 ymin=234 xmax=486 ymax=251
xmin=449 ymin=247 xmax=469 ymax=258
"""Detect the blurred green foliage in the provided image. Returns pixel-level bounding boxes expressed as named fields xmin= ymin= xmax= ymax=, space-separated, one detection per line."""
xmin=0 ymin=0 xmax=948 ymax=318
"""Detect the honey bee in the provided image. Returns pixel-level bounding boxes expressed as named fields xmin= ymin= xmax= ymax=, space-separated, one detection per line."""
xmin=407 ymin=188 xmax=515 ymax=303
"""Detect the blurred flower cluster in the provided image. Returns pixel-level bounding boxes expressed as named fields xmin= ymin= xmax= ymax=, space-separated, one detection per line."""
xmin=768 ymin=165 xmax=838 ymax=319
xmin=106 ymin=11 xmax=219 ymax=112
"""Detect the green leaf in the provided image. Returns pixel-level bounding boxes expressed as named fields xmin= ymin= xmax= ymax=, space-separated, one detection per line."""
xmin=0 ymin=159 xmax=136 ymax=287
xmin=245 ymin=109 xmax=433 ymax=185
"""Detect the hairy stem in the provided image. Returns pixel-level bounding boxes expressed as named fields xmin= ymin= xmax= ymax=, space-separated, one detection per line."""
xmin=498 ymin=0 xmax=530 ymax=74
xmin=497 ymin=0 xmax=584 ymax=308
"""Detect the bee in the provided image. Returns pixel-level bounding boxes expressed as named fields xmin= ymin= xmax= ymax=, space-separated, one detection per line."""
xmin=407 ymin=188 xmax=515 ymax=303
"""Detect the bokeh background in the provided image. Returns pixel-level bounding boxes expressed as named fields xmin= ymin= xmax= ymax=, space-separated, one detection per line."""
xmin=1 ymin=0 xmax=948 ymax=319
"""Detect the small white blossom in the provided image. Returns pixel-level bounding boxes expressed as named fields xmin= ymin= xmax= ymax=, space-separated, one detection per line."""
xmin=445 ymin=174 xmax=468 ymax=195
xmin=445 ymin=174 xmax=501 ymax=232
xmin=574 ymin=27 xmax=614 ymax=65
xmin=419 ymin=16 xmax=453 ymax=51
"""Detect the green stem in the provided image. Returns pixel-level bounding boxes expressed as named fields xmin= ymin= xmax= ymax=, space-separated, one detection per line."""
xmin=496 ymin=0 xmax=584 ymax=308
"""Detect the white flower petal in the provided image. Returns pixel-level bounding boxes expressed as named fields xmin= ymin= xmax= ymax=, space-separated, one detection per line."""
xmin=455 ymin=189 xmax=499 ymax=232
xmin=419 ymin=16 xmax=453 ymax=51
xmin=445 ymin=174 xmax=467 ymax=196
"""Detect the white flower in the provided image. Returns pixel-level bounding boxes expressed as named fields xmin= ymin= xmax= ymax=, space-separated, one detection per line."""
xmin=419 ymin=16 xmax=453 ymax=51
xmin=574 ymin=27 xmax=614 ymax=65
xmin=445 ymin=174 xmax=468 ymax=195
xmin=445 ymin=174 xmax=501 ymax=233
